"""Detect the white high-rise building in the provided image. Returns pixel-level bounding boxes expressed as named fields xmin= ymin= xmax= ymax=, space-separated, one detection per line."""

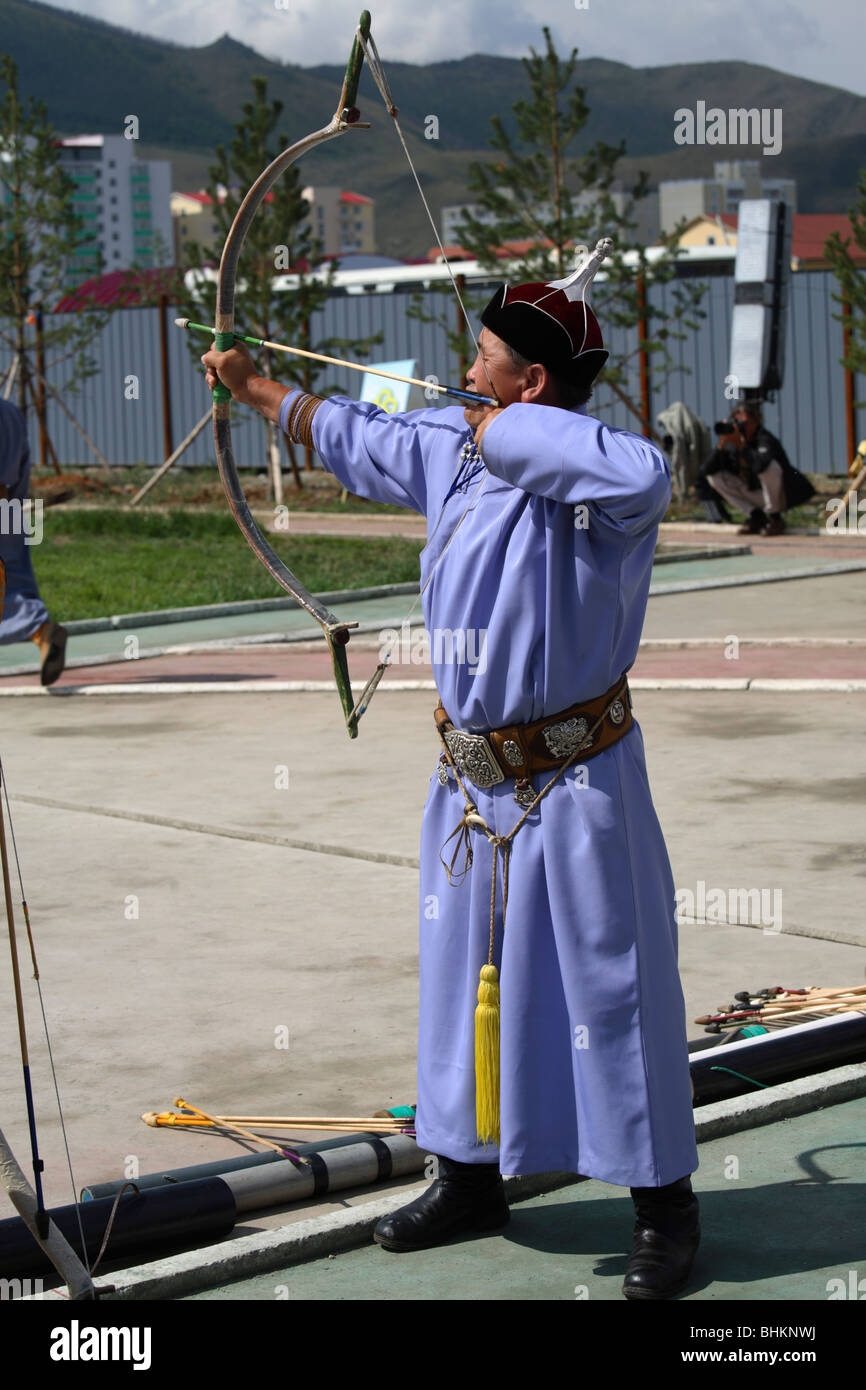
xmin=60 ymin=135 xmax=172 ymax=281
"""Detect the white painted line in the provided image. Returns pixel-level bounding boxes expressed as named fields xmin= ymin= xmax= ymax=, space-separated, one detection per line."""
xmin=747 ymin=678 xmax=866 ymax=692
xmin=2 ymin=678 xmax=865 ymax=697
xmin=639 ymin=637 xmax=866 ymax=649
xmin=631 ymin=678 xmax=866 ymax=692
xmin=630 ymin=678 xmax=751 ymax=690
xmin=0 ymin=681 xmax=440 ymax=696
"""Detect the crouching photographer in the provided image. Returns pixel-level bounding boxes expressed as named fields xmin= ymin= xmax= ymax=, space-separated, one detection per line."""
xmin=698 ymin=402 xmax=815 ymax=536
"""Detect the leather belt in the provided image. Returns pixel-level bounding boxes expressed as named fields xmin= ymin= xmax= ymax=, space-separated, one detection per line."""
xmin=434 ymin=674 xmax=633 ymax=806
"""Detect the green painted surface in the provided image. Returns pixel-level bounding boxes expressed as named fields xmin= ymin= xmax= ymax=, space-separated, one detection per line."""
xmin=649 ymin=553 xmax=860 ymax=587
xmin=183 ymin=1096 xmax=866 ymax=1301
xmin=0 ymin=596 xmax=410 ymax=670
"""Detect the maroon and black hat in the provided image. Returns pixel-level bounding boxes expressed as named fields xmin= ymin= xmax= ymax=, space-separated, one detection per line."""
xmin=480 ymin=237 xmax=613 ymax=388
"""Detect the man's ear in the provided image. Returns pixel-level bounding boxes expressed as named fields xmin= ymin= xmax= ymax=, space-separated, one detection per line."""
xmin=521 ymin=363 xmax=548 ymax=402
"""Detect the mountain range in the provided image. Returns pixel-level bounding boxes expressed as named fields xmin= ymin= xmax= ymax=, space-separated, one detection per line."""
xmin=2 ymin=0 xmax=864 ymax=258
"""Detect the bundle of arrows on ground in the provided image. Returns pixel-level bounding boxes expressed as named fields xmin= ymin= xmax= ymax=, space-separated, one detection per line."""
xmin=695 ymin=984 xmax=866 ymax=1032
xmin=141 ymin=1097 xmax=416 ymax=1154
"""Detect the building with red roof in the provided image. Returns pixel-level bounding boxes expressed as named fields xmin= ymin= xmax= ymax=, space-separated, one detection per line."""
xmin=171 ymin=186 xmax=376 ymax=263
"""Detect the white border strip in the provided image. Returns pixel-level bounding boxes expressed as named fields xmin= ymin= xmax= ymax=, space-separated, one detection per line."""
xmin=3 ymin=678 xmax=865 ymax=697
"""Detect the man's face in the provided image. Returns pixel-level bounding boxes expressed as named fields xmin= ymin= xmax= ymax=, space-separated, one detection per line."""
xmin=463 ymin=327 xmax=548 ymax=430
xmin=733 ymin=410 xmax=759 ymax=442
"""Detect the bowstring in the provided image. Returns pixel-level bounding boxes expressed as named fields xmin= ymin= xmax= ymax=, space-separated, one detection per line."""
xmin=342 ymin=26 xmax=501 ymax=729
xmin=355 ymin=27 xmax=500 ymax=405
xmin=346 ymin=466 xmax=490 ymax=726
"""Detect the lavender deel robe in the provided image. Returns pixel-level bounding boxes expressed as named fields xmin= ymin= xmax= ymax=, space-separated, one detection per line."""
xmin=280 ymin=391 xmax=698 ymax=1186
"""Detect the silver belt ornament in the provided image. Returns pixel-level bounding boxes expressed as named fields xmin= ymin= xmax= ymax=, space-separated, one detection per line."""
xmin=438 ymin=694 xmax=629 ymax=805
xmin=438 ymin=732 xmax=534 ymax=807
xmin=441 ymin=730 xmax=504 ymax=788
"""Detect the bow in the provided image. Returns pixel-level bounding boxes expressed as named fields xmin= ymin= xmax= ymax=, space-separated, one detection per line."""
xmin=212 ymin=14 xmax=372 ymax=738
xmin=211 ymin=13 xmax=496 ymax=739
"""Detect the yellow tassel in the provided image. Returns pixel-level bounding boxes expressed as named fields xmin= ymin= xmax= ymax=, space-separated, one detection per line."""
xmin=475 ymin=963 xmax=500 ymax=1143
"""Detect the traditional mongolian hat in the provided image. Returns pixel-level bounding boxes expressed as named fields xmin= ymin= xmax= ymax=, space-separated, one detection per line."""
xmin=480 ymin=237 xmax=614 ymax=388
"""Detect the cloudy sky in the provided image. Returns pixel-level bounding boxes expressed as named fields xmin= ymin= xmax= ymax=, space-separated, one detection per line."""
xmin=48 ymin=0 xmax=866 ymax=96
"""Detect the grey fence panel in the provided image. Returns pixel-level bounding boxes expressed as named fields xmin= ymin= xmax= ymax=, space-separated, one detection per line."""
xmin=1 ymin=269 xmax=862 ymax=474
xmin=167 ymin=308 xmax=217 ymax=463
xmin=650 ymin=276 xmax=734 ymax=429
xmin=310 ymin=283 xmax=495 ymax=401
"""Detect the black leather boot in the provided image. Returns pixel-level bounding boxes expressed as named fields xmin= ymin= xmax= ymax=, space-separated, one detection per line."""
xmin=622 ymin=1175 xmax=700 ymax=1300
xmin=737 ymin=506 xmax=767 ymax=535
xmin=373 ymin=1154 xmax=509 ymax=1252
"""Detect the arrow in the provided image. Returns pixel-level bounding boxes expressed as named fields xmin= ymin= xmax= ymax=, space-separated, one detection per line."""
xmin=177 ymin=318 xmax=498 ymax=407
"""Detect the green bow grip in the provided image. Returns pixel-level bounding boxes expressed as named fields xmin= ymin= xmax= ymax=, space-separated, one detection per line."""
xmin=212 ymin=331 xmax=235 ymax=405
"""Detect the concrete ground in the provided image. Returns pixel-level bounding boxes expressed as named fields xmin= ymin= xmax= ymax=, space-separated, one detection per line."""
xmin=1 ymin=522 xmax=864 ymax=1298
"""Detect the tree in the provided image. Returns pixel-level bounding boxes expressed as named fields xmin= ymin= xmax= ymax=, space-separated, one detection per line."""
xmin=825 ymin=170 xmax=866 ymax=403
xmin=180 ymin=76 xmax=380 ymax=498
xmin=418 ymin=28 xmax=705 ymax=435
xmin=0 ymin=56 xmax=110 ymax=455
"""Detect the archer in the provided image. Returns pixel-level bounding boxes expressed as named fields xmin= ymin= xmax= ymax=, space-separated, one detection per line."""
xmin=203 ymin=238 xmax=702 ymax=1301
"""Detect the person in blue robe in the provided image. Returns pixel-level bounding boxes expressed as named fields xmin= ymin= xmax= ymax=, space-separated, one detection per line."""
xmin=202 ymin=244 xmax=700 ymax=1299
xmin=0 ymin=399 xmax=67 ymax=684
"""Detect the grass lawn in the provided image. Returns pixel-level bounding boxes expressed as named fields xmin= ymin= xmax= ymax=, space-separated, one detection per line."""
xmin=30 ymin=506 xmax=424 ymax=622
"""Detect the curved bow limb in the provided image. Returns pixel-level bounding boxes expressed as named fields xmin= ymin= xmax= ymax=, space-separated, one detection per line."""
xmin=211 ymin=12 xmax=372 ymax=738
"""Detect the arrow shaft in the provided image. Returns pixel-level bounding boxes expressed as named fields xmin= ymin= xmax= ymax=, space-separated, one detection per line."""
xmin=180 ymin=319 xmax=496 ymax=406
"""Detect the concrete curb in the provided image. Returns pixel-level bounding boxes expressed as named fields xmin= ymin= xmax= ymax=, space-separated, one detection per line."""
xmin=29 ymin=1062 xmax=866 ymax=1301
xmin=692 ymin=1061 xmax=866 ymax=1140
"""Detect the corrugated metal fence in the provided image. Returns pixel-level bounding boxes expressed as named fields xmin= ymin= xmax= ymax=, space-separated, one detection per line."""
xmin=1 ymin=269 xmax=863 ymax=474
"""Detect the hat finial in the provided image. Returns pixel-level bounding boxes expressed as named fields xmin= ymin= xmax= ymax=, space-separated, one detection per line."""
xmin=546 ymin=237 xmax=614 ymax=303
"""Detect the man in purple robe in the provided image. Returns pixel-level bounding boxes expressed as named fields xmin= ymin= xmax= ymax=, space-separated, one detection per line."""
xmin=203 ymin=247 xmax=700 ymax=1299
